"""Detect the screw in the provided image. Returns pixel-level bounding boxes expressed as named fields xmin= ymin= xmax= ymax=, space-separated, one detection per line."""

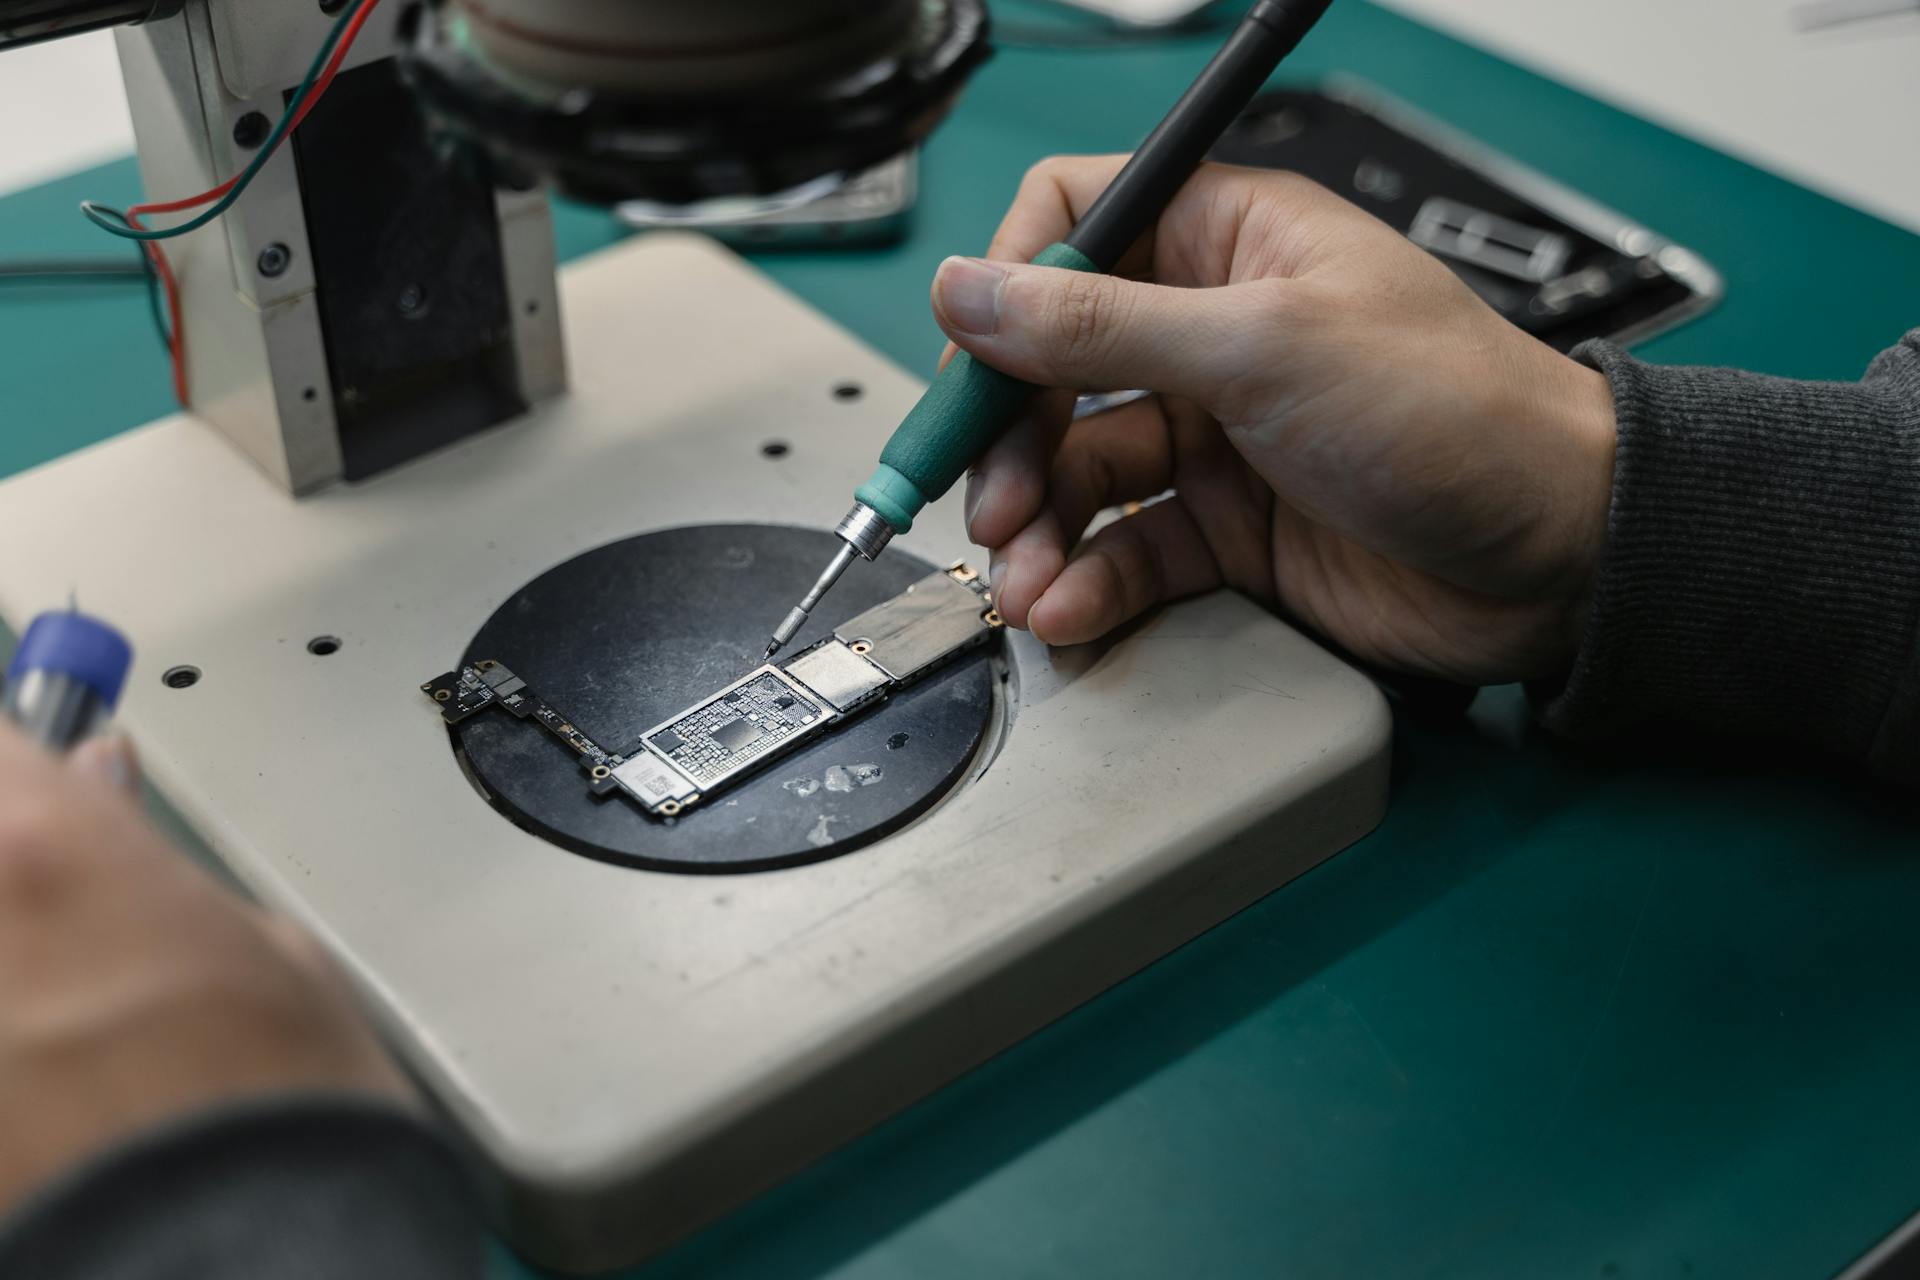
xmin=257 ymin=243 xmax=292 ymax=277
xmin=396 ymin=283 xmax=430 ymax=319
xmin=232 ymin=111 xmax=270 ymax=149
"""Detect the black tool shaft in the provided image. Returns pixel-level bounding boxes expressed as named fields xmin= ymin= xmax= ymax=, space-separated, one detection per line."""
xmin=1064 ymin=0 xmax=1334 ymax=270
xmin=770 ymin=0 xmax=1334 ymax=654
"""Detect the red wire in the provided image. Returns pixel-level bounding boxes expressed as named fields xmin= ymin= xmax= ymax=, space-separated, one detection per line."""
xmin=135 ymin=239 xmax=187 ymax=405
xmin=132 ymin=0 xmax=383 ymax=404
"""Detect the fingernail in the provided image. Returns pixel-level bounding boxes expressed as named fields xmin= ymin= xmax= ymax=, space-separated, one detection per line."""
xmin=935 ymin=256 xmax=1006 ymax=336
xmin=988 ymin=557 xmax=1007 ymax=605
xmin=963 ymin=471 xmax=987 ymax=535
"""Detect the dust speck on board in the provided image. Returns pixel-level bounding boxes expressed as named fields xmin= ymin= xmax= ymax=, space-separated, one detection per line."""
xmin=721 ymin=546 xmax=755 ymax=570
xmin=887 ymin=732 xmax=910 ymax=751
xmin=782 ymin=776 xmax=820 ymax=798
xmin=806 ymin=813 xmax=839 ymax=847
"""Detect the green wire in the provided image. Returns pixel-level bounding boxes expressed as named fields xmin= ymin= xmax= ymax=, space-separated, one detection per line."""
xmin=80 ymin=0 xmax=367 ymax=242
xmin=77 ymin=206 xmax=172 ymax=351
xmin=135 ymin=243 xmax=170 ymax=351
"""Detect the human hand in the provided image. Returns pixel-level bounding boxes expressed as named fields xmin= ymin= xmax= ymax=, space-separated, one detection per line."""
xmin=0 ymin=725 xmax=409 ymax=1216
xmin=935 ymin=157 xmax=1618 ymax=684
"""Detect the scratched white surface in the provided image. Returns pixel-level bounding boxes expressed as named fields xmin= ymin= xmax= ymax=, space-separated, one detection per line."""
xmin=0 ymin=232 xmax=1390 ymax=1267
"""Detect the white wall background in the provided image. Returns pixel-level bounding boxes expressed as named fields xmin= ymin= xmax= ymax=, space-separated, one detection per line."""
xmin=1373 ymin=0 xmax=1920 ymax=234
xmin=0 ymin=32 xmax=134 ymax=198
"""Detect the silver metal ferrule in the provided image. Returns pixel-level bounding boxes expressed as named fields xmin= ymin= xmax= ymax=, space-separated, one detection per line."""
xmin=833 ymin=501 xmax=895 ymax=561
xmin=2 ymin=668 xmax=109 ymax=751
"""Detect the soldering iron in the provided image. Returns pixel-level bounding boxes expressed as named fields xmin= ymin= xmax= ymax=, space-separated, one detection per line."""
xmin=764 ymin=0 xmax=1336 ymax=659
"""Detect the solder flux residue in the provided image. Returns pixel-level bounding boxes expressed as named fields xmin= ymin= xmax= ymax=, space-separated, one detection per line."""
xmin=822 ymin=764 xmax=884 ymax=793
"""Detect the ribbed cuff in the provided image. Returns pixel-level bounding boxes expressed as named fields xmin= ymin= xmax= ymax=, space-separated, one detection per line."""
xmin=0 ymin=1093 xmax=482 ymax=1280
xmin=1543 ymin=338 xmax=1920 ymax=779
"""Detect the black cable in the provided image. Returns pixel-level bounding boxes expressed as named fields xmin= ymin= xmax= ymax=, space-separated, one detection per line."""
xmin=0 ymin=258 xmax=148 ymax=282
xmin=0 ymin=253 xmax=171 ymax=352
xmin=1063 ymin=0 xmax=1333 ymax=267
xmin=135 ymin=247 xmax=170 ymax=353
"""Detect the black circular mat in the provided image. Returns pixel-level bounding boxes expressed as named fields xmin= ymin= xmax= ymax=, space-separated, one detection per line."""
xmin=454 ymin=524 xmax=996 ymax=872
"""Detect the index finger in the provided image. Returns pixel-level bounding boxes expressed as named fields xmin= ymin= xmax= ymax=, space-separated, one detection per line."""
xmin=984 ymin=155 xmax=1148 ymax=271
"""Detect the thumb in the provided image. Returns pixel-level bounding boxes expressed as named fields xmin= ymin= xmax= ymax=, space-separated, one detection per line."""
xmin=69 ymin=735 xmax=140 ymax=794
xmin=930 ymin=255 xmax=1261 ymax=403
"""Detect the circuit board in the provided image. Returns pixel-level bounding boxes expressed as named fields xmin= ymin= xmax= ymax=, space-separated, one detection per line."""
xmin=422 ymin=562 xmax=1000 ymax=820
xmin=422 ymin=661 xmax=622 ymax=773
xmin=422 ymin=660 xmax=528 ymax=722
xmin=639 ymin=670 xmax=826 ymax=787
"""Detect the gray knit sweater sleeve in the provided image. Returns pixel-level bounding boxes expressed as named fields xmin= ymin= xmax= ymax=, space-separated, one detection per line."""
xmin=0 ymin=1094 xmax=483 ymax=1280
xmin=1543 ymin=330 xmax=1920 ymax=779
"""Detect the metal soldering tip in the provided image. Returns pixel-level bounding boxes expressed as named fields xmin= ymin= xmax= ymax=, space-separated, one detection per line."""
xmin=763 ymin=541 xmax=860 ymax=665
xmin=763 ymin=640 xmax=782 ymax=661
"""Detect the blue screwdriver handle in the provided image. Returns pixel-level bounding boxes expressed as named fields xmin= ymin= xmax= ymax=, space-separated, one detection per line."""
xmin=3 ymin=610 xmax=133 ymax=751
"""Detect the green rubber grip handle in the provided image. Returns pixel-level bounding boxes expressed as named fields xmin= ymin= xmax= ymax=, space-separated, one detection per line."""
xmin=855 ymin=241 xmax=1099 ymax=534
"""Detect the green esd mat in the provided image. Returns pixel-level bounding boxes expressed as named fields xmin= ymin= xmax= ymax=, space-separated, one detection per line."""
xmin=4 ymin=4 xmax=1919 ymax=1278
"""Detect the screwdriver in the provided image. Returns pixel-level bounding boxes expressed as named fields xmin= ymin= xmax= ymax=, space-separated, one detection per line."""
xmin=3 ymin=609 xmax=133 ymax=751
xmin=764 ymin=0 xmax=1336 ymax=659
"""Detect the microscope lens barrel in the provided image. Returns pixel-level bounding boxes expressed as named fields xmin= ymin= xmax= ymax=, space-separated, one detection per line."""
xmin=0 ymin=1 xmax=183 ymax=53
xmin=2 ymin=611 xmax=133 ymax=752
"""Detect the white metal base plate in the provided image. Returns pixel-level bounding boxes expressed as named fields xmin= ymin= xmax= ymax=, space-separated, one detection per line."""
xmin=0 ymin=234 xmax=1390 ymax=1272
